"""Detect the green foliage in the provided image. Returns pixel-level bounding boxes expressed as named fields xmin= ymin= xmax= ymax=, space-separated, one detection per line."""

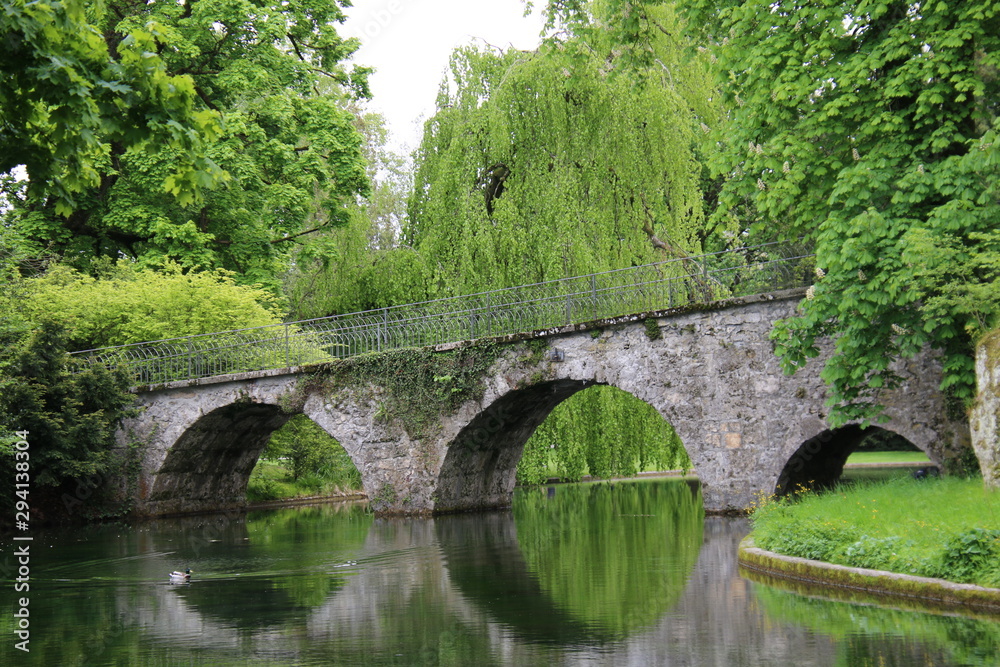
xmin=517 ymin=386 xmax=691 ymax=484
xmin=751 ymin=476 xmax=1000 ymax=587
xmin=675 ymin=0 xmax=1000 ymax=423
xmin=906 ymin=229 xmax=1000 ymax=336
xmin=644 ymin=318 xmax=662 ymax=341
xmin=260 ymin=414 xmax=361 ymax=486
xmin=314 ymin=343 xmax=503 ymax=439
xmin=0 ymin=322 xmax=135 ymax=506
xmin=936 ymin=528 xmax=1000 ymax=587
xmin=22 ymin=262 xmax=283 ymax=348
xmin=407 ymin=3 xmax=722 ymax=297
xmin=760 ymin=518 xmax=857 ymax=563
xmin=3 ymin=0 xmax=370 ymax=289
xmin=283 ymin=208 xmax=433 ymax=318
xmin=0 ymin=0 xmax=224 ymax=214
xmin=283 ymin=112 xmax=425 ymax=318
xmin=513 ymin=480 xmax=703 ymax=637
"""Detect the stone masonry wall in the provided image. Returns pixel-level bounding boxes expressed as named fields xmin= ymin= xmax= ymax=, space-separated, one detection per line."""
xmin=971 ymin=332 xmax=1000 ymax=488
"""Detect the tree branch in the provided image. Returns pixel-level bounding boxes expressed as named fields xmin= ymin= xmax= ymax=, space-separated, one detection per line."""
xmin=288 ymin=34 xmax=307 ymax=62
xmin=638 ymin=193 xmax=716 ymax=298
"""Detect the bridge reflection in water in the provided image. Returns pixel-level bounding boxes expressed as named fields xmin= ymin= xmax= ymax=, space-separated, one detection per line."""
xmin=8 ymin=479 xmax=998 ymax=665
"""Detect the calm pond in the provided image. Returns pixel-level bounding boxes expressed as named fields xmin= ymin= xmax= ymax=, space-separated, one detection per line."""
xmin=3 ymin=478 xmax=999 ymax=666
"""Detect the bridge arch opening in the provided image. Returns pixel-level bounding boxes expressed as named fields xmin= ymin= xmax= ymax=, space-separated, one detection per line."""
xmin=434 ymin=381 xmax=694 ymax=513
xmin=149 ymin=403 xmax=361 ymax=515
xmin=247 ymin=414 xmax=362 ymax=502
xmin=775 ymin=425 xmax=924 ymax=496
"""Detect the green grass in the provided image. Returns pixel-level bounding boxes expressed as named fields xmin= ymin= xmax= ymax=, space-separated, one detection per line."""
xmin=246 ymin=458 xmax=364 ymax=503
xmin=750 ymin=476 xmax=1000 ymax=588
xmin=845 ymin=451 xmax=931 ymax=465
xmin=535 ymin=457 xmax=691 ymax=481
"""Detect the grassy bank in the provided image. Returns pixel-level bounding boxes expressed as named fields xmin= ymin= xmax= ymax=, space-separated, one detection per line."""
xmin=247 ymin=458 xmax=364 ymax=503
xmin=749 ymin=476 xmax=1000 ymax=588
xmin=844 ymin=451 xmax=931 ymax=465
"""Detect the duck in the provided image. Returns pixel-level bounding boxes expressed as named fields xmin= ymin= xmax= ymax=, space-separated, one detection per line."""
xmin=169 ymin=568 xmax=192 ymax=581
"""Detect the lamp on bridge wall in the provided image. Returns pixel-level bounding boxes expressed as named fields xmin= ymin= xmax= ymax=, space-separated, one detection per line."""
xmin=550 ymin=348 xmax=565 ymax=362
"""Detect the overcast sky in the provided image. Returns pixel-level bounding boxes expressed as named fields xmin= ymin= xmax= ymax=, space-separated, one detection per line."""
xmin=340 ymin=0 xmax=546 ymax=154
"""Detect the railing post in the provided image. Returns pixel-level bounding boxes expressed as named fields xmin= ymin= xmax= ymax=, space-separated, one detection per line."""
xmin=486 ymin=293 xmax=493 ymax=336
xmin=284 ymin=323 xmax=290 ymax=368
xmin=590 ymin=274 xmax=597 ymax=319
xmin=381 ymin=308 xmax=389 ymax=352
xmin=187 ymin=338 xmax=193 ymax=380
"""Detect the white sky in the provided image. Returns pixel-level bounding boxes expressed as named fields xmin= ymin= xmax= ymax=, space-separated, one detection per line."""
xmin=340 ymin=0 xmax=546 ymax=154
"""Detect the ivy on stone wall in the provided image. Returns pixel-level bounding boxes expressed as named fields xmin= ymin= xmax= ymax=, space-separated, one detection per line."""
xmin=308 ymin=342 xmax=503 ymax=439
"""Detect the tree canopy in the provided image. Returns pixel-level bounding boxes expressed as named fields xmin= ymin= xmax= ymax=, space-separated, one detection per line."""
xmin=407 ymin=2 xmax=721 ymax=295
xmin=3 ymin=0 xmax=371 ymax=288
xmin=671 ymin=0 xmax=1000 ymax=423
xmin=1 ymin=0 xmax=224 ymax=213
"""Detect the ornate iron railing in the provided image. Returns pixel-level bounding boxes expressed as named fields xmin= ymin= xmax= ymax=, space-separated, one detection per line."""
xmin=70 ymin=241 xmax=814 ymax=385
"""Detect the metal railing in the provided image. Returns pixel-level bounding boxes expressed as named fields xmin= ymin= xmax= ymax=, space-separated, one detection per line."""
xmin=70 ymin=241 xmax=814 ymax=386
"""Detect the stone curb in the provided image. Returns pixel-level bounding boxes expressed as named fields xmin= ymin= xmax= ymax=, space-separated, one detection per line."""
xmin=738 ymin=537 xmax=1000 ymax=614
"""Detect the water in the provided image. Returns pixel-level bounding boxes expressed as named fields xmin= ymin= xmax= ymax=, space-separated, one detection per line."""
xmin=2 ymin=478 xmax=998 ymax=666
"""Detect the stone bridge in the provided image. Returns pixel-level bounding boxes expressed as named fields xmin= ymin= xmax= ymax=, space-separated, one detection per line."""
xmin=119 ymin=289 xmax=969 ymax=517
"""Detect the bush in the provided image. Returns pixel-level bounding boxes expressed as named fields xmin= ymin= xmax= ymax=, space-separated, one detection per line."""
xmin=756 ymin=519 xmax=857 ymax=563
xmin=0 ymin=322 xmax=136 ymax=520
xmin=23 ymin=261 xmax=284 ymax=349
xmin=932 ymin=528 xmax=1000 ymax=586
xmin=841 ymin=535 xmax=914 ymax=571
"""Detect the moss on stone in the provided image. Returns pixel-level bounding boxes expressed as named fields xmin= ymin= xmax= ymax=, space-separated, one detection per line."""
xmin=738 ymin=537 xmax=1000 ymax=615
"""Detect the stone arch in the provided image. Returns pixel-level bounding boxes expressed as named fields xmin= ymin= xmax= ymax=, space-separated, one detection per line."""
xmin=128 ymin=375 xmax=379 ymax=516
xmin=774 ymin=425 xmax=924 ymax=495
xmin=434 ymin=379 xmax=597 ymax=512
xmin=147 ymin=401 xmax=295 ymax=515
xmin=433 ymin=377 xmax=698 ymax=513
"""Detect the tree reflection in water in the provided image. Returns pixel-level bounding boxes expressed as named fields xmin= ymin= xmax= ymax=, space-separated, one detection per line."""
xmin=438 ymin=479 xmax=703 ymax=644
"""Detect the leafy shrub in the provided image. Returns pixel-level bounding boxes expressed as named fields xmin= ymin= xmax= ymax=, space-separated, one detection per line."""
xmin=246 ymin=476 xmax=283 ymax=502
xmin=23 ymin=261 xmax=283 ymax=349
xmin=932 ymin=528 xmax=1000 ymax=586
xmin=840 ymin=535 xmax=913 ymax=571
xmin=756 ymin=519 xmax=857 ymax=562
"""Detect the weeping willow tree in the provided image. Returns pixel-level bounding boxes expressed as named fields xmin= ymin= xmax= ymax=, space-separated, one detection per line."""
xmin=405 ymin=2 xmax=712 ymax=480
xmin=406 ymin=1 xmax=722 ymax=296
xmin=517 ymin=386 xmax=692 ymax=484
